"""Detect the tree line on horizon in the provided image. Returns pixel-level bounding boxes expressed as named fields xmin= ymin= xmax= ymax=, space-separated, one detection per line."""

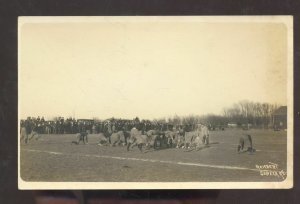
xmin=156 ymin=100 xmax=281 ymax=129
xmin=32 ymin=100 xmax=282 ymax=129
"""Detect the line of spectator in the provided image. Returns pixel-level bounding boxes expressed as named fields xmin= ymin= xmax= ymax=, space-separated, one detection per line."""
xmin=20 ymin=116 xmax=197 ymax=135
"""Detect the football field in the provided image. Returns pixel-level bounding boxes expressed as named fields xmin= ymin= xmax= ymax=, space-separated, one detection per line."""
xmin=20 ymin=129 xmax=287 ymax=182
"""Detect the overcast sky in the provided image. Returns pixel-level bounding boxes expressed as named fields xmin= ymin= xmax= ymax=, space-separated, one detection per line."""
xmin=19 ymin=18 xmax=288 ymax=120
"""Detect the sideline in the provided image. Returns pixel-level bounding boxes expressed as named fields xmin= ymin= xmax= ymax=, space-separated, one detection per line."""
xmin=22 ymin=148 xmax=260 ymax=172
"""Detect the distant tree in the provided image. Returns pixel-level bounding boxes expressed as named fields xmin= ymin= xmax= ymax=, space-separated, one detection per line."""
xmin=222 ymin=100 xmax=280 ymax=128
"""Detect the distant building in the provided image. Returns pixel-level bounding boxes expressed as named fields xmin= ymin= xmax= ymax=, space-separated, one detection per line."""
xmin=273 ymin=106 xmax=287 ymax=130
xmin=228 ymin=122 xmax=238 ymax=128
xmin=77 ymin=119 xmax=94 ymax=124
xmin=242 ymin=123 xmax=252 ymax=129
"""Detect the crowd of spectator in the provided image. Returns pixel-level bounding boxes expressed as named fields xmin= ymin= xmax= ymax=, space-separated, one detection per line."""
xmin=20 ymin=116 xmax=198 ymax=135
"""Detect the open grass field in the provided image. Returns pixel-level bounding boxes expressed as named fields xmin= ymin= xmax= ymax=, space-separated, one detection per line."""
xmin=20 ymin=129 xmax=287 ymax=182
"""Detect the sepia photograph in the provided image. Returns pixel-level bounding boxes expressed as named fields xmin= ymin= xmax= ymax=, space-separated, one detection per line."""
xmin=18 ymin=16 xmax=293 ymax=189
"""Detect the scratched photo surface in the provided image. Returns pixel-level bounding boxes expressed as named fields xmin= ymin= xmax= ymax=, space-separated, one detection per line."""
xmin=18 ymin=16 xmax=293 ymax=189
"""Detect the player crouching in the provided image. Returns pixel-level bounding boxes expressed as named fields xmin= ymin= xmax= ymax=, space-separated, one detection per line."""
xmin=72 ymin=132 xmax=89 ymax=145
xmin=237 ymin=134 xmax=256 ymax=154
